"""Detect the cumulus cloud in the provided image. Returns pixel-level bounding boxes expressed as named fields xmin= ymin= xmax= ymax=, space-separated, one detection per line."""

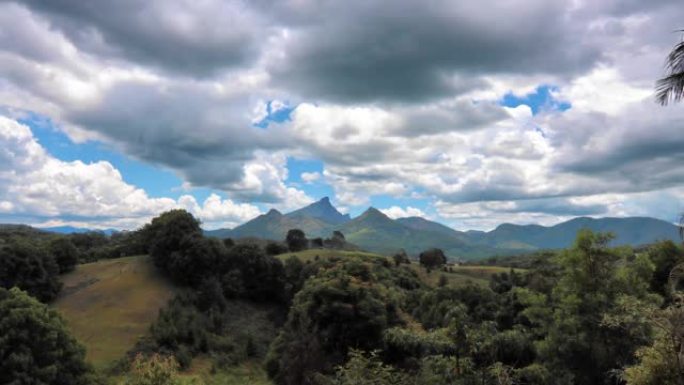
xmin=0 ymin=116 xmax=262 ymax=229
xmin=380 ymin=206 xmax=428 ymax=219
xmin=301 ymin=171 xmax=321 ymax=183
xmin=2 ymin=0 xmax=684 ymax=229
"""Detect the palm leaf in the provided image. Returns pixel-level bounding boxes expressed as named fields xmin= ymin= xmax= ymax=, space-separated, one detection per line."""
xmin=656 ymin=40 xmax=684 ymax=105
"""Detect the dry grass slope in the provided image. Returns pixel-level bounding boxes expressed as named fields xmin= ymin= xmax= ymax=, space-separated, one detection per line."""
xmin=52 ymin=255 xmax=175 ymax=368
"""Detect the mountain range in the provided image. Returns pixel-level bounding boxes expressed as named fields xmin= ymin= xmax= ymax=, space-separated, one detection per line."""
xmin=205 ymin=197 xmax=682 ymax=259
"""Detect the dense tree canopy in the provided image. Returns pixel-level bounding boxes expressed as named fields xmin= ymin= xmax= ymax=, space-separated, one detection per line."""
xmin=0 ymin=239 xmax=62 ymax=302
xmin=419 ymin=248 xmax=447 ymax=269
xmin=286 ymin=229 xmax=308 ymax=252
xmin=0 ymin=287 xmax=91 ymax=385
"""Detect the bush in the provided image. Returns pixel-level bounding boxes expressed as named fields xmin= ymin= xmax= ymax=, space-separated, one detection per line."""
xmin=266 ymin=242 xmax=288 ymax=256
xmin=48 ymin=237 xmax=80 ymax=273
xmin=286 ymin=229 xmax=308 ymax=252
xmin=0 ymin=287 xmax=91 ymax=385
xmin=419 ymin=248 xmax=447 ymax=269
xmin=144 ymin=209 xmax=203 ymax=274
xmin=0 ymin=239 xmax=62 ymax=302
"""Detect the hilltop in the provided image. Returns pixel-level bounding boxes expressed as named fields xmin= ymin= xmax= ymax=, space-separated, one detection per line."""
xmin=204 ymin=198 xmax=681 ymax=259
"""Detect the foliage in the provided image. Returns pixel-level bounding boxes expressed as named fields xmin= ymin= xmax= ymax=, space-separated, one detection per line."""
xmin=393 ymin=250 xmax=410 ymax=266
xmin=656 ymin=40 xmax=684 ymax=105
xmin=0 ymin=238 xmax=62 ymax=301
xmin=0 ymin=287 xmax=91 ymax=385
xmin=144 ymin=209 xmax=204 ymax=275
xmin=419 ymin=248 xmax=446 ymax=269
xmin=266 ymin=256 xmax=421 ymax=385
xmin=527 ymin=230 xmax=657 ymax=384
xmin=330 ymin=350 xmax=411 ymax=385
xmin=266 ymin=241 xmax=289 ymax=256
xmin=125 ymin=353 xmax=183 ymax=385
xmin=49 ymin=237 xmax=80 ymax=273
xmin=286 ymin=229 xmax=308 ymax=252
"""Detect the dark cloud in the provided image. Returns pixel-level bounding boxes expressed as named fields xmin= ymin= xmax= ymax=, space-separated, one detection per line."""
xmin=267 ymin=0 xmax=601 ymax=103
xmin=15 ymin=0 xmax=264 ymax=76
xmin=65 ymin=81 xmax=291 ymax=191
xmin=551 ymin=101 xmax=684 ymax=192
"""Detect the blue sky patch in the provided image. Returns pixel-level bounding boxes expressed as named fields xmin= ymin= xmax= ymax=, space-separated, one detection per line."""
xmin=500 ymin=85 xmax=571 ymax=115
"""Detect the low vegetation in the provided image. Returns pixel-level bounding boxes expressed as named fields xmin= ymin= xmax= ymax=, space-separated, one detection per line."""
xmin=2 ymin=209 xmax=684 ymax=385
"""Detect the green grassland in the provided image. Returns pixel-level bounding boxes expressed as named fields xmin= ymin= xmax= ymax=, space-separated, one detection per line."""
xmin=52 ymin=255 xmax=176 ymax=368
xmin=51 ymin=252 xmax=505 ymax=384
xmin=53 ymin=255 xmax=277 ymax=384
xmin=275 ymin=248 xmax=385 ymax=262
xmin=276 ymin=248 xmax=506 ymax=288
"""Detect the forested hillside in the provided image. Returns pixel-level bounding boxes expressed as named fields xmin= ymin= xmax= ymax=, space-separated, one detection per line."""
xmin=1 ymin=209 xmax=683 ymax=384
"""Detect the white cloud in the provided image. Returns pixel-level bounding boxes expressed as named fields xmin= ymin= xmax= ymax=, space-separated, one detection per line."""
xmin=380 ymin=206 xmax=428 ymax=219
xmin=301 ymin=171 xmax=321 ymax=183
xmin=1 ymin=0 xmax=684 ymax=229
xmin=0 ymin=116 xmax=262 ymax=229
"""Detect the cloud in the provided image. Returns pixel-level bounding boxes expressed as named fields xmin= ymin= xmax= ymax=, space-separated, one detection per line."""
xmin=380 ymin=206 xmax=428 ymax=219
xmin=0 ymin=116 xmax=262 ymax=229
xmin=301 ymin=171 xmax=321 ymax=183
xmin=18 ymin=0 xmax=266 ymax=76
xmin=2 ymin=0 xmax=684 ymax=229
xmin=266 ymin=0 xmax=601 ymax=103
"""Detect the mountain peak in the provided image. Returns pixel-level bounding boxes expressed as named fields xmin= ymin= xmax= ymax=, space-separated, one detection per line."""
xmin=285 ymin=197 xmax=350 ymax=224
xmin=359 ymin=207 xmax=387 ymax=219
xmin=265 ymin=208 xmax=282 ymax=217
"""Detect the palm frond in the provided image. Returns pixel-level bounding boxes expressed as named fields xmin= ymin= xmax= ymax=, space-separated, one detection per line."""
xmin=665 ymin=41 xmax=684 ymax=73
xmin=656 ymin=72 xmax=684 ymax=105
xmin=656 ymin=40 xmax=684 ymax=105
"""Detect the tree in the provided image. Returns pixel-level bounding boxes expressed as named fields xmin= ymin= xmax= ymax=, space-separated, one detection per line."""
xmin=49 ymin=237 xmax=80 ymax=273
xmin=393 ymin=249 xmax=410 ymax=266
xmin=266 ymin=241 xmax=289 ymax=256
xmin=534 ymin=230 xmax=655 ymax=384
xmin=144 ymin=209 xmax=203 ymax=273
xmin=286 ymin=229 xmax=308 ymax=252
xmin=0 ymin=239 xmax=62 ymax=302
xmin=225 ymin=244 xmax=285 ymax=302
xmin=656 ymin=38 xmax=684 ymax=105
xmin=266 ymin=257 xmax=413 ymax=385
xmin=0 ymin=287 xmax=91 ymax=385
xmin=624 ymin=263 xmax=684 ymax=385
xmin=310 ymin=238 xmax=324 ymax=248
xmin=419 ymin=248 xmax=447 ymax=269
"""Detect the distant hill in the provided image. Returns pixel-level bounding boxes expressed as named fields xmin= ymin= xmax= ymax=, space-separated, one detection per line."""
xmin=469 ymin=216 xmax=681 ymax=250
xmin=202 ymin=200 xmax=682 ymax=260
xmin=285 ymin=196 xmax=350 ymax=224
xmin=339 ymin=208 xmax=503 ymax=258
xmin=39 ymin=226 xmax=117 ymax=235
xmin=220 ymin=208 xmax=337 ymax=241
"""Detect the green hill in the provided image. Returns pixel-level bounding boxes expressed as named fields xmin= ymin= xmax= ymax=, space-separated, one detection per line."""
xmin=217 ymin=208 xmax=336 ymax=241
xmin=52 ymin=256 xmax=175 ymax=368
xmin=469 ymin=216 xmax=680 ymax=250
xmin=285 ymin=196 xmax=351 ymax=224
xmin=339 ymin=208 xmax=502 ymax=259
xmin=203 ymin=199 xmax=681 ymax=260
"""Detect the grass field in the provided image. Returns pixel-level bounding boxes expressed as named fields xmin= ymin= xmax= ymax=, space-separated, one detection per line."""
xmin=275 ymin=248 xmax=384 ymax=262
xmin=450 ymin=265 xmax=525 ymax=280
xmin=52 ymin=255 xmax=176 ymax=368
xmin=275 ymin=248 xmax=503 ymax=288
xmin=408 ymin=265 xmax=490 ymax=287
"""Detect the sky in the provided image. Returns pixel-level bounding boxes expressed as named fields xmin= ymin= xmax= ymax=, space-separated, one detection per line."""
xmin=1 ymin=0 xmax=684 ymax=231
